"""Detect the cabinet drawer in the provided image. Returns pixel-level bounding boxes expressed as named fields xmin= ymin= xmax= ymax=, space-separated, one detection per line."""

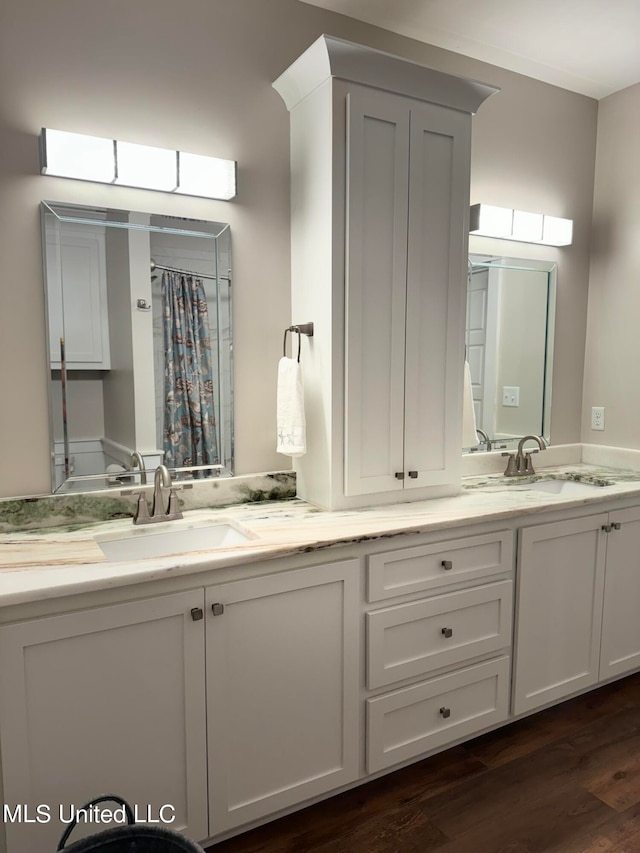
xmin=367 ymin=579 xmax=512 ymax=688
xmin=367 ymin=530 xmax=513 ymax=602
xmin=366 ymin=656 xmax=510 ymax=773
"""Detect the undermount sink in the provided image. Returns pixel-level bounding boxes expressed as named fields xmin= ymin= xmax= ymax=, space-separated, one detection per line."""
xmin=96 ymin=520 xmax=255 ymax=562
xmin=513 ymin=478 xmax=608 ymax=496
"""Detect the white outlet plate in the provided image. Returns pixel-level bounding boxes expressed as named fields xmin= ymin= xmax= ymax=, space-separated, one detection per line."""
xmin=591 ymin=406 xmax=605 ymax=431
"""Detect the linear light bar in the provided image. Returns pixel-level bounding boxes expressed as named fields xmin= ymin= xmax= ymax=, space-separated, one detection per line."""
xmin=39 ymin=128 xmax=236 ymax=200
xmin=469 ymin=203 xmax=572 ymax=246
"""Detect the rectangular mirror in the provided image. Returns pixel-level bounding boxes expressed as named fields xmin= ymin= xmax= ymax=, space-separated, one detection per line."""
xmin=465 ymin=254 xmax=556 ymax=452
xmin=42 ymin=201 xmax=233 ymax=493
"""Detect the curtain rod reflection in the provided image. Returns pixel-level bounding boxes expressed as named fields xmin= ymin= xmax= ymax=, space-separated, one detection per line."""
xmin=150 ymin=259 xmax=230 ymax=282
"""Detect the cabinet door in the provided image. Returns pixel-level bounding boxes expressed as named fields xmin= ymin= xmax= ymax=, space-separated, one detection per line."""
xmin=0 ymin=591 xmax=208 ymax=853
xmin=206 ymin=561 xmax=360 ymax=835
xmin=403 ymin=103 xmax=469 ymax=488
xmin=513 ymin=514 xmax=608 ymax=715
xmin=344 ymin=88 xmax=409 ymax=496
xmin=600 ymin=506 xmax=640 ymax=680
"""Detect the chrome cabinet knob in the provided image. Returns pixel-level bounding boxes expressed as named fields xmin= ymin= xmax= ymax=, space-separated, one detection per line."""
xmin=441 ymin=560 xmax=453 ymax=571
xmin=439 ymin=707 xmax=451 ymax=719
xmin=441 ymin=627 xmax=453 ymax=639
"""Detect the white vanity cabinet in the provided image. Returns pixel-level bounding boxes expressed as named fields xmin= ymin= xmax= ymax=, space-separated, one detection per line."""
xmin=513 ymin=505 xmax=640 ymax=715
xmin=0 ymin=590 xmax=208 ymax=852
xmin=363 ymin=530 xmax=514 ymax=773
xmin=0 ymin=559 xmax=360 ymax=853
xmin=273 ymin=36 xmax=498 ymax=510
xmin=204 ymin=560 xmax=360 ymax=836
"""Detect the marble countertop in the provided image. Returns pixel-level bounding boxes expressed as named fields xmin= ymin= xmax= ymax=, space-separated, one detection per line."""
xmin=2 ymin=464 xmax=640 ymax=609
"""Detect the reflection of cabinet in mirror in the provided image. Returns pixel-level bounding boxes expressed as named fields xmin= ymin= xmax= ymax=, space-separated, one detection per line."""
xmin=45 ymin=215 xmax=110 ymax=369
xmin=41 ymin=203 xmax=233 ymax=493
xmin=465 ymin=255 xmax=556 ymax=451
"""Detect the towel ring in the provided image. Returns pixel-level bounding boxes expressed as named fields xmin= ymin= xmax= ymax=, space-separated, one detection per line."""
xmin=283 ymin=323 xmax=314 ymax=362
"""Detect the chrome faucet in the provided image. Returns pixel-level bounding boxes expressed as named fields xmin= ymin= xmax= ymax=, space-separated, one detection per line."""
xmin=133 ymin=464 xmax=183 ymax=525
xmin=502 ymin=435 xmax=548 ymax=476
xmin=130 ymin=451 xmax=147 ymax=485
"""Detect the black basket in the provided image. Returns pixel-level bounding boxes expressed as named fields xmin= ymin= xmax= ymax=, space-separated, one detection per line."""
xmin=56 ymin=796 xmax=206 ymax=853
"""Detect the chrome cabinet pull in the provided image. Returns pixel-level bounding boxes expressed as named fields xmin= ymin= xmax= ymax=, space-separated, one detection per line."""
xmin=439 ymin=707 xmax=451 ymax=719
xmin=441 ymin=560 xmax=453 ymax=571
xmin=211 ymin=603 xmax=225 ymax=616
xmin=441 ymin=627 xmax=453 ymax=639
xmin=395 ymin=472 xmax=405 ymax=480
xmin=190 ymin=607 xmax=203 ymax=621
xmin=612 ymin=522 xmax=622 ymax=530
xmin=408 ymin=471 xmax=418 ymax=479
xmin=602 ymin=524 xmax=612 ymax=532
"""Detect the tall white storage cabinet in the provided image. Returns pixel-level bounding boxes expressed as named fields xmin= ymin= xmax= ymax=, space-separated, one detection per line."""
xmin=273 ymin=36 xmax=498 ymax=510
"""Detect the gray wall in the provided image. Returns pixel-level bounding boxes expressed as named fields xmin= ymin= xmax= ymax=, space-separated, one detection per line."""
xmin=582 ymin=83 xmax=640 ymax=448
xmin=0 ymin=0 xmax=598 ymax=497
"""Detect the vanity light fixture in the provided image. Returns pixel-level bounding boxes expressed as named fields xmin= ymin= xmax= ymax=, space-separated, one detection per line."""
xmin=39 ymin=128 xmax=237 ymax=200
xmin=469 ymin=203 xmax=573 ymax=246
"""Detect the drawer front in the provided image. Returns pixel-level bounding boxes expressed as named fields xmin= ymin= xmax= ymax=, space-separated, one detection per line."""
xmin=366 ymin=656 xmax=510 ymax=773
xmin=367 ymin=579 xmax=513 ymax=689
xmin=367 ymin=530 xmax=513 ymax=602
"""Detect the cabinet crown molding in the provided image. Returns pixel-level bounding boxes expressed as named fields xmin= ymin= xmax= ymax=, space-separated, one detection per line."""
xmin=273 ymin=34 xmax=499 ymax=113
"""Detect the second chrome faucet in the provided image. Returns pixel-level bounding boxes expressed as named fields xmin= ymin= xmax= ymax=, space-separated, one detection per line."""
xmin=503 ymin=435 xmax=548 ymax=476
xmin=133 ymin=464 xmax=183 ymax=525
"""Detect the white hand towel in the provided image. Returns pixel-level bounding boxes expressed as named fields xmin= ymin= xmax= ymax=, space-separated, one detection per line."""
xmin=462 ymin=360 xmax=480 ymax=448
xmin=276 ymin=356 xmax=306 ymax=457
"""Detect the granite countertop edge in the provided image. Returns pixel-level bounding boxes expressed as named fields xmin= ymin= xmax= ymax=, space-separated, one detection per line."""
xmin=1 ymin=464 xmax=640 ymax=609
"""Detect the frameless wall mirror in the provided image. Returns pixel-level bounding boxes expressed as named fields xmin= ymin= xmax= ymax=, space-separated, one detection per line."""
xmin=41 ymin=201 xmax=233 ymax=493
xmin=464 ymin=254 xmax=556 ymax=452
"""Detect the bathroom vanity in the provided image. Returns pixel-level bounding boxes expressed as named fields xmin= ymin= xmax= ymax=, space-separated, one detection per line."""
xmin=1 ymin=465 xmax=640 ymax=852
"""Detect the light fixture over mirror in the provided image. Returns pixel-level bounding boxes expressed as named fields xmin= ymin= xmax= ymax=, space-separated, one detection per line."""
xmin=42 ymin=201 xmax=234 ymax=494
xmin=464 ymin=254 xmax=556 ymax=453
xmin=39 ymin=129 xmax=237 ymax=200
xmin=469 ymin=203 xmax=573 ymax=246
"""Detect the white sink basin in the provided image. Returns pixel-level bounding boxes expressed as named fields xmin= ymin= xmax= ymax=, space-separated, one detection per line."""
xmin=97 ymin=520 xmax=254 ymax=562
xmin=514 ymin=478 xmax=607 ymax=496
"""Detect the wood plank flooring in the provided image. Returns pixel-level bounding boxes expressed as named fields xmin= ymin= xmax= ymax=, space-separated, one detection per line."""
xmin=206 ymin=672 xmax=640 ymax=852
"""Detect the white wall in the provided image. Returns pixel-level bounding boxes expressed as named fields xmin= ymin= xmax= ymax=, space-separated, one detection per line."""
xmin=0 ymin=0 xmax=598 ymax=497
xmin=582 ymin=84 xmax=640 ymax=448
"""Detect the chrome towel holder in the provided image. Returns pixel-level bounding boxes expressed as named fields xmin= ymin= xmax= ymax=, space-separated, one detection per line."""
xmin=283 ymin=323 xmax=314 ymax=362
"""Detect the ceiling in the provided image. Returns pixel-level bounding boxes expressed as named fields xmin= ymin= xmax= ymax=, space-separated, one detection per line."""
xmin=299 ymin=0 xmax=640 ymax=99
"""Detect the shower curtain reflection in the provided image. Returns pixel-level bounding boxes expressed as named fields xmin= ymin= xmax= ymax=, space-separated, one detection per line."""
xmin=162 ymin=271 xmax=219 ymax=473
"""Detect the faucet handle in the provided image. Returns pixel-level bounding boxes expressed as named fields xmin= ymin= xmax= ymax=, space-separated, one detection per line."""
xmin=502 ymin=452 xmax=519 ymax=477
xmin=132 ymin=491 xmax=151 ymax=525
xmin=166 ymin=489 xmax=183 ymax=521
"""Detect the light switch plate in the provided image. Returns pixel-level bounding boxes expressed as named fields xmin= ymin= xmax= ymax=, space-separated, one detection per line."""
xmin=502 ymin=386 xmax=520 ymax=407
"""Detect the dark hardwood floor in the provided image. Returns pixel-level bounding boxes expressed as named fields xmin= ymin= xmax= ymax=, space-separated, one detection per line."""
xmin=206 ymin=671 xmax=640 ymax=853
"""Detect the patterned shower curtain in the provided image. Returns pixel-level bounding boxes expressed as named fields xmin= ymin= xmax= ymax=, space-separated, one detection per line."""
xmin=162 ymin=271 xmax=219 ymax=472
